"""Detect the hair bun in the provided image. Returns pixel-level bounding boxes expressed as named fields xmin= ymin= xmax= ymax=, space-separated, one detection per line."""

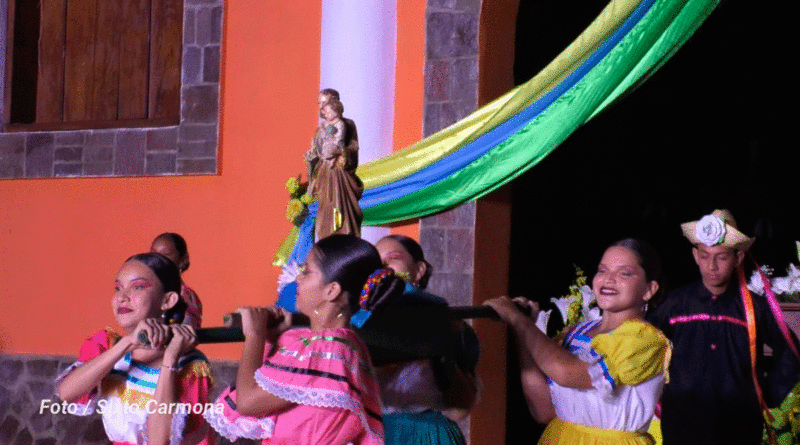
xmin=351 ymin=267 xmax=406 ymax=328
xmin=359 ymin=268 xmax=395 ymax=310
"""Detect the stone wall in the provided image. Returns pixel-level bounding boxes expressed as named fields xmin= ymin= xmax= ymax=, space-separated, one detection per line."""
xmin=420 ymin=1 xmax=482 ymax=441
xmin=0 ymin=354 xmax=254 ymax=445
xmin=421 ymin=1 xmax=480 ymax=307
xmin=0 ymin=0 xmax=223 ymax=178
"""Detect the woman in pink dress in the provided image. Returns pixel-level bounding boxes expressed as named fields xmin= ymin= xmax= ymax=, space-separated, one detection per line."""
xmin=205 ymin=234 xmax=400 ymax=444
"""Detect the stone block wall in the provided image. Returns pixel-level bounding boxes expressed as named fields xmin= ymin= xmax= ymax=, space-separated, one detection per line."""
xmin=0 ymin=0 xmax=223 ymax=179
xmin=421 ymin=0 xmax=480 ymax=307
xmin=420 ymin=1 xmax=482 ymax=441
xmin=0 ymin=353 xmax=256 ymax=445
xmin=422 ymin=202 xmax=477 ymax=307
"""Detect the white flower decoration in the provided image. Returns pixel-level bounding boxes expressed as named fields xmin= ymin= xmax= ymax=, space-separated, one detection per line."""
xmin=544 ymin=285 xmax=601 ymax=328
xmin=579 ymin=286 xmax=601 ymax=321
xmin=788 ymin=263 xmax=800 ymax=280
xmin=579 ymin=285 xmax=596 ymax=307
xmin=787 ymin=264 xmax=800 ymax=293
xmin=747 ymin=268 xmax=767 ymax=295
xmin=774 ymin=264 xmax=800 ymax=295
xmin=551 ymin=297 xmax=575 ymax=325
xmin=277 ymin=260 xmax=302 ymax=292
xmin=747 ymin=264 xmax=800 ymax=297
xmin=696 ymin=214 xmax=727 ymax=246
xmin=534 ymin=310 xmax=551 ymax=333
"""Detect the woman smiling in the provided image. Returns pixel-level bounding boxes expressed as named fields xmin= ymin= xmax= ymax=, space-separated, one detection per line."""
xmin=485 ymin=238 xmax=670 ymax=445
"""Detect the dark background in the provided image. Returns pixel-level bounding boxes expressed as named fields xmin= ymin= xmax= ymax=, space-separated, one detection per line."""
xmin=506 ymin=0 xmax=797 ymax=441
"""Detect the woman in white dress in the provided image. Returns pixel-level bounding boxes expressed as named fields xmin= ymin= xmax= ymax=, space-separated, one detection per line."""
xmin=485 ymin=238 xmax=671 ymax=445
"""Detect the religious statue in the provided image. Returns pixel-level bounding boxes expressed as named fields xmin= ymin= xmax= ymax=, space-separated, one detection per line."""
xmin=304 ymin=89 xmax=364 ymax=239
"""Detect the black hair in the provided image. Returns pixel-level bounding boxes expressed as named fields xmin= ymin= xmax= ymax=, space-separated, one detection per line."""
xmin=381 ymin=234 xmax=434 ymax=289
xmin=125 ymin=252 xmax=186 ymax=323
xmin=608 ymin=238 xmax=662 ymax=284
xmin=153 ymin=232 xmax=190 ymax=272
xmin=312 ymin=235 xmax=405 ymax=314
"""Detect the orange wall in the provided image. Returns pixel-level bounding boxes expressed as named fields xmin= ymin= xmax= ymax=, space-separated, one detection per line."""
xmin=0 ymin=1 xmax=425 ymax=360
xmin=389 ymin=0 xmax=425 ymax=240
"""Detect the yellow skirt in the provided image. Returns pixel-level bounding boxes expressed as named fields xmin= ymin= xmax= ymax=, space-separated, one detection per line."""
xmin=539 ymin=418 xmax=655 ymax=445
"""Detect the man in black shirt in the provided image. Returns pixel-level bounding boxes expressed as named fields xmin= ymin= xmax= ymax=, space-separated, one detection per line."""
xmin=648 ymin=209 xmax=800 ymax=444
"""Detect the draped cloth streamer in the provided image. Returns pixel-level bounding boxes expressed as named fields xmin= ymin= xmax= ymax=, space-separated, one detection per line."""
xmin=356 ymin=0 xmax=720 ymax=225
xmin=274 ymin=0 xmax=720 ymax=264
xmin=743 ymin=259 xmax=800 ymax=444
xmin=738 ymin=266 xmax=774 ymax=423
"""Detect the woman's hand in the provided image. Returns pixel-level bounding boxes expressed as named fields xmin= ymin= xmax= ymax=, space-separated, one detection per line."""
xmin=162 ymin=324 xmax=197 ymax=368
xmin=484 ymin=296 xmax=532 ymax=325
xmin=236 ymin=306 xmax=292 ymax=343
xmin=131 ymin=318 xmax=172 ymax=350
xmin=511 ymin=297 xmax=541 ymax=320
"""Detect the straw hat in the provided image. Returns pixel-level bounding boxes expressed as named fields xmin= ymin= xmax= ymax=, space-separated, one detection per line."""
xmin=681 ymin=209 xmax=755 ymax=251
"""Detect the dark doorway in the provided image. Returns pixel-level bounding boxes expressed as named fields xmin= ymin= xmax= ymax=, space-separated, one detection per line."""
xmin=506 ymin=1 xmax=798 ymax=442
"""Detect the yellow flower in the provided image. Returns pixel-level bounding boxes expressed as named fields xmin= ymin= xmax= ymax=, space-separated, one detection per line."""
xmin=559 ymin=266 xmax=592 ymax=330
xmin=566 ymin=299 xmax=582 ymax=326
xmin=285 ymin=198 xmax=305 ymax=224
xmin=285 ymin=176 xmax=301 ymax=194
xmin=300 ymin=193 xmax=315 ymax=205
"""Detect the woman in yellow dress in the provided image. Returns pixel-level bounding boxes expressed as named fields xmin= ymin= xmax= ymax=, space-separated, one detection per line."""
xmin=485 ymin=238 xmax=671 ymax=445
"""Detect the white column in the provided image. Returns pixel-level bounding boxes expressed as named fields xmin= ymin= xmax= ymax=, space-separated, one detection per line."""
xmin=320 ymin=0 xmax=397 ymax=244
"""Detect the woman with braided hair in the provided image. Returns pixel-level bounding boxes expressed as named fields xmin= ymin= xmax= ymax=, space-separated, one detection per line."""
xmin=375 ymin=235 xmax=480 ymax=445
xmin=205 ymin=234 xmax=402 ymax=444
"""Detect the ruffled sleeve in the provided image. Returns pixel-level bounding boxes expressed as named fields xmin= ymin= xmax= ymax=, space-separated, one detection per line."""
xmin=54 ymin=328 xmax=120 ymax=413
xmin=175 ymin=351 xmax=215 ymax=445
xmin=254 ymin=329 xmax=382 ymax=420
xmin=588 ymin=320 xmax=671 ymax=394
xmin=205 ymin=328 xmax=383 ymax=443
xmin=203 ymin=385 xmax=276 ymax=442
xmin=256 ymin=328 xmax=383 ymax=441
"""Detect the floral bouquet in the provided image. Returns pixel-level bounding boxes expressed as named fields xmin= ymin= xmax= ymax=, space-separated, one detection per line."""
xmin=763 ymin=380 xmax=800 ymax=445
xmin=535 ymin=266 xmax=601 ymax=335
xmin=748 ymin=241 xmax=800 ymax=303
xmin=284 ymin=175 xmax=315 ymax=227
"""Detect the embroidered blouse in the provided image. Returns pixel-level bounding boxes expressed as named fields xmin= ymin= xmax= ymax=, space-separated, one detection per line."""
xmin=205 ymin=327 xmax=384 ymax=445
xmin=548 ymin=319 xmax=670 ymax=433
xmin=56 ymin=328 xmax=214 ymax=445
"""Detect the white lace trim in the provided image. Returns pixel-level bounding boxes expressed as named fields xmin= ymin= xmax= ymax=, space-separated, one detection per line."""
xmin=254 ymin=372 xmax=382 ymax=440
xmin=169 ymin=409 xmax=188 ymax=445
xmin=139 ymin=406 xmax=188 ymax=445
xmin=255 ymin=372 xmax=360 ymax=411
xmin=203 ymin=403 xmax=275 ymax=441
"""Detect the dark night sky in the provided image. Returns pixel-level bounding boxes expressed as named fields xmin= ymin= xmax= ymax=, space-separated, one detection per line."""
xmin=508 ymin=0 xmax=798 ymax=300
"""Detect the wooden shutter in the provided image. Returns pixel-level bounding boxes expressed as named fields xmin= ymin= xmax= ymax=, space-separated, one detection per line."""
xmin=7 ymin=0 xmax=182 ymax=129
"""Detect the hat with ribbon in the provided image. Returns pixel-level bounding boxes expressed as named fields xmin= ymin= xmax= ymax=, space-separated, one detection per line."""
xmin=681 ymin=209 xmax=755 ymax=251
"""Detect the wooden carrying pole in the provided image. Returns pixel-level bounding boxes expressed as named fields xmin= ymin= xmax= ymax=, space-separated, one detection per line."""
xmin=137 ymin=298 xmax=529 ymax=365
